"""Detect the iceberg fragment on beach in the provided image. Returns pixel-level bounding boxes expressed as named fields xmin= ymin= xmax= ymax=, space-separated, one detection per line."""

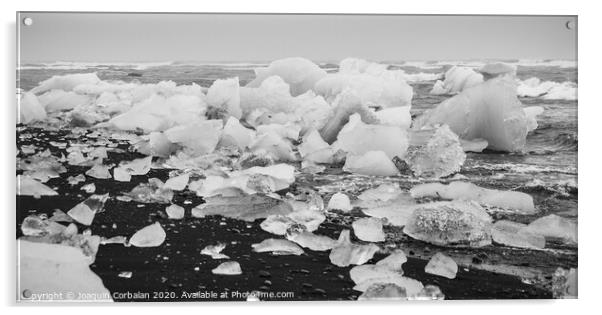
xmin=220 ymin=117 xmax=255 ymax=149
xmin=329 ymin=230 xmax=380 ymax=267
xmin=352 ymin=217 xmax=386 ymax=242
xmin=376 ymin=250 xmax=407 ymax=271
xmin=206 ymin=77 xmax=242 ymax=119
xmin=201 ymin=243 xmax=230 ymax=259
xmin=358 ymin=283 xmax=408 ymax=300
xmin=19 ymin=93 xmax=47 ymax=124
xmin=374 ymin=106 xmax=412 ymax=130
xmin=164 ymin=120 xmax=223 ymax=155
xmin=165 ymin=204 xmax=185 ymax=220
xmin=163 ymin=173 xmax=189 ymax=191
xmin=314 ymin=58 xmax=413 ymax=108
xmin=492 ymin=220 xmax=545 ymax=249
xmin=527 ymin=215 xmax=577 ymax=244
xmin=247 ymin=57 xmax=327 ymax=96
xmin=286 ymin=231 xmax=338 ymax=251
xmin=333 ymin=114 xmax=408 ymax=159
xmin=192 ymin=195 xmax=293 ymax=222
xmin=85 ymin=164 xmax=113 ymax=179
xmin=212 ymin=261 xmax=242 ymax=275
xmin=424 ymin=252 xmax=458 ymax=279
xmin=429 ymin=66 xmax=483 ymax=95
xmin=17 ymin=175 xmax=58 ymax=198
xmin=31 ymin=72 xmax=101 ymax=94
xmin=327 ymin=192 xmax=353 ymax=211
xmin=410 ymin=181 xmax=536 ymax=214
xmin=113 ymin=156 xmax=152 ymax=182
xmin=403 ymin=201 xmax=492 ymax=247
xmin=417 ymin=77 xmax=529 ymax=152
xmin=343 ymin=151 xmax=399 ymax=176
xmin=67 ymin=194 xmax=109 ymax=226
xmin=405 ymin=125 xmax=466 ymax=178
xmin=129 ymin=222 xmax=166 ymax=248
xmin=251 ymin=238 xmax=305 ymax=256
xmin=17 ymin=239 xmax=112 ymax=301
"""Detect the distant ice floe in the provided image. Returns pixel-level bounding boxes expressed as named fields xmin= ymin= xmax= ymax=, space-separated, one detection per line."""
xmin=517 ymin=77 xmax=577 ymax=100
xmin=18 ymin=61 xmax=175 ymax=71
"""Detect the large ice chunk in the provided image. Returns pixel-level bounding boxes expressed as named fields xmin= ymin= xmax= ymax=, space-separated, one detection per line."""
xmin=192 ymin=195 xmax=293 ymax=222
xmin=403 ymin=201 xmax=492 ymax=247
xmin=526 ymin=215 xmax=577 ymax=244
xmin=17 ymin=175 xmax=58 ymax=198
xmin=286 ymin=231 xmax=338 ymax=251
xmin=329 ymin=230 xmax=380 ymax=267
xmin=343 ymin=151 xmax=399 ymax=176
xmin=333 ymin=114 xmax=408 ymax=159
xmin=315 ymin=58 xmax=413 ymax=108
xmin=430 ymin=66 xmax=483 ymax=95
xmin=31 ymin=72 xmax=101 ymax=94
xmin=17 ymin=240 xmax=112 ymax=301
xmin=404 ymin=125 xmax=466 ymax=178
xmin=67 ymin=194 xmax=109 ymax=226
xmin=19 ymin=93 xmax=47 ymax=124
xmin=374 ymin=106 xmax=412 ymax=130
xmin=410 ymin=181 xmax=536 ymax=214
xmin=424 ymin=252 xmax=458 ymax=279
xmin=206 ymin=77 xmax=242 ymax=119
xmin=247 ymin=57 xmax=327 ymax=96
xmin=129 ymin=222 xmax=166 ymax=247
xmin=416 ymin=77 xmax=530 ymax=152
xmin=164 ymin=120 xmax=223 ymax=155
xmin=492 ymin=220 xmax=545 ymax=249
xmin=109 ymin=94 xmax=207 ymax=133
xmin=352 ymin=217 xmax=386 ymax=242
xmin=38 ymin=90 xmax=92 ymax=112
xmin=219 ymin=117 xmax=255 ymax=149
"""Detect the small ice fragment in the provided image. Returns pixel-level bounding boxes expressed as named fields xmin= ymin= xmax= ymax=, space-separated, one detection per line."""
xmin=212 ymin=261 xmax=242 ymax=275
xmin=163 ymin=173 xmax=189 ymax=191
xmin=403 ymin=201 xmax=492 ymax=247
xmin=286 ymin=231 xmax=338 ymax=251
xmin=113 ymin=156 xmax=152 ymax=182
xmin=17 ymin=175 xmax=58 ymax=197
xmin=526 ymin=215 xmax=577 ymax=244
xmin=85 ymin=164 xmax=112 ymax=179
xmin=329 ymin=230 xmax=380 ymax=267
xmin=165 ymin=204 xmax=185 ymax=220
xmin=376 ymin=250 xmax=407 ymax=271
xmin=67 ymin=174 xmax=86 ymax=186
xmin=49 ymin=209 xmax=73 ymax=223
xmin=260 ymin=215 xmax=296 ymax=235
xmin=67 ymin=194 xmax=109 ymax=226
xmin=358 ymin=283 xmax=407 ymax=300
xmin=410 ymin=181 xmax=536 ymax=214
xmin=492 ymin=220 xmax=545 ymax=249
xmin=201 ymin=243 xmax=230 ymax=259
xmin=405 ymin=125 xmax=466 ymax=178
xmin=129 ymin=222 xmax=166 ymax=247
xmin=81 ymin=183 xmax=96 ymax=193
xmin=357 ymin=184 xmax=403 ymax=203
xmin=343 ymin=151 xmax=399 ymax=176
xmin=252 ymin=238 xmax=305 ymax=256
xmin=352 ymin=217 xmax=386 ymax=242
xmin=424 ymin=252 xmax=458 ymax=279
xmin=327 ymin=192 xmax=352 ymax=211
xmin=118 ymin=271 xmax=133 ymax=279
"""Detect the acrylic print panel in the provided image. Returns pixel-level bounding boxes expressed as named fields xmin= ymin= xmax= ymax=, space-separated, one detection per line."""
xmin=16 ymin=12 xmax=577 ymax=302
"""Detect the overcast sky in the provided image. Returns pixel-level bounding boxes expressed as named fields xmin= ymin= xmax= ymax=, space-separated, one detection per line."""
xmin=18 ymin=13 xmax=577 ymax=63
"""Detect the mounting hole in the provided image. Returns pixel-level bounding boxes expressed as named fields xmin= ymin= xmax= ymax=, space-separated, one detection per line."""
xmin=566 ymin=20 xmax=575 ymax=30
xmin=23 ymin=17 xmax=33 ymax=26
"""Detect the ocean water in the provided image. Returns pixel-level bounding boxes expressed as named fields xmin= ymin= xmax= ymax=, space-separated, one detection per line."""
xmin=16 ymin=60 xmax=578 ymax=299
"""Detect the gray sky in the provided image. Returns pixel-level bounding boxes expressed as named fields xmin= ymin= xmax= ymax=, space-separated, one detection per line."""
xmin=18 ymin=13 xmax=577 ymax=63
